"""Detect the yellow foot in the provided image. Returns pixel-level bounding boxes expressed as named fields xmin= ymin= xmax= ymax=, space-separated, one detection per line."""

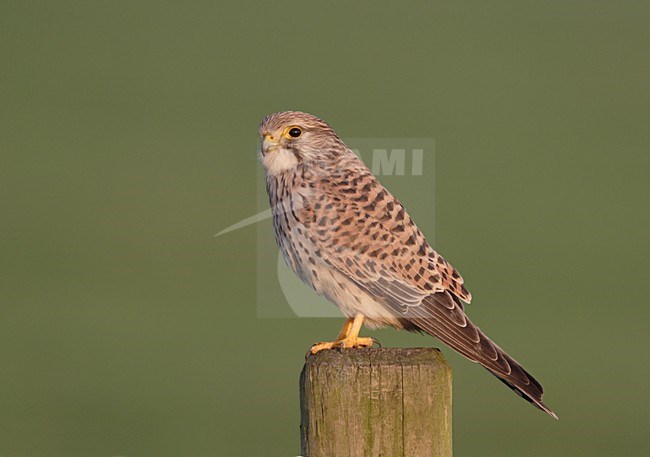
xmin=308 ymin=336 xmax=380 ymax=355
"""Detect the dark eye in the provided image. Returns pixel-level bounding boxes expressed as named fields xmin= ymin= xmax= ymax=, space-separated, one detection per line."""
xmin=288 ymin=127 xmax=302 ymax=138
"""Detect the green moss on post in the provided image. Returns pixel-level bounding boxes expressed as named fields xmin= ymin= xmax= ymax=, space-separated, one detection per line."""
xmin=300 ymin=348 xmax=452 ymax=457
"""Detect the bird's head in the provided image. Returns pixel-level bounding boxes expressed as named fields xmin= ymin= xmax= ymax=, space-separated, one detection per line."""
xmin=258 ymin=111 xmax=346 ymax=176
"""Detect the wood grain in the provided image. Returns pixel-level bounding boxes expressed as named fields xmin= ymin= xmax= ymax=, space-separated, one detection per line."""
xmin=300 ymin=348 xmax=452 ymax=457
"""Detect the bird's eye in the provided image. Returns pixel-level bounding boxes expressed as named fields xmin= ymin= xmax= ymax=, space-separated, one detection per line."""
xmin=288 ymin=127 xmax=302 ymax=138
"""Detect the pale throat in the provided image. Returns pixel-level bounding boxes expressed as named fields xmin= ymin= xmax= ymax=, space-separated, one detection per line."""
xmin=262 ymin=148 xmax=299 ymax=176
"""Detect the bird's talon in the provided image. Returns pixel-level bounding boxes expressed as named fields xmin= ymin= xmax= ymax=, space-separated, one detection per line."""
xmin=307 ymin=334 xmax=378 ymax=356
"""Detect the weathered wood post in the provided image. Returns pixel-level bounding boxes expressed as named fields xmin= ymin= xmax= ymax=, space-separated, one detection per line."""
xmin=300 ymin=347 xmax=452 ymax=457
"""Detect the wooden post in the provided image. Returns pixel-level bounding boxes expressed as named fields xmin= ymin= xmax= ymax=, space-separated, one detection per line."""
xmin=300 ymin=347 xmax=452 ymax=457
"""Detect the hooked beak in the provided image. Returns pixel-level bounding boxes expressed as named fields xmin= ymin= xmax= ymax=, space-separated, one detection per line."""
xmin=262 ymin=134 xmax=279 ymax=155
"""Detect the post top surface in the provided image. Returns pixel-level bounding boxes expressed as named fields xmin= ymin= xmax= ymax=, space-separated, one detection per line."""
xmin=305 ymin=347 xmax=449 ymax=367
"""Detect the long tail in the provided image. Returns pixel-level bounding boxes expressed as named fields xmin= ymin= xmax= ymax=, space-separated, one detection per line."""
xmin=407 ymin=292 xmax=557 ymax=419
xmin=493 ymin=371 xmax=558 ymax=419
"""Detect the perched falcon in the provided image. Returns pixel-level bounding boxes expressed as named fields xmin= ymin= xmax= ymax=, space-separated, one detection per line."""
xmin=258 ymin=111 xmax=556 ymax=418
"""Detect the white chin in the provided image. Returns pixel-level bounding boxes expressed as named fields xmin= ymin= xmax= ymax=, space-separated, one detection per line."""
xmin=262 ymin=148 xmax=299 ymax=175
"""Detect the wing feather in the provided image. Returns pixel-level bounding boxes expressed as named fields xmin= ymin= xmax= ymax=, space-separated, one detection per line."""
xmin=302 ymin=166 xmax=555 ymax=417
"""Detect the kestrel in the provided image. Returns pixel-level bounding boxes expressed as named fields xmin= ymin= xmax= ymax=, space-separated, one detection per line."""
xmin=258 ymin=111 xmax=556 ymax=418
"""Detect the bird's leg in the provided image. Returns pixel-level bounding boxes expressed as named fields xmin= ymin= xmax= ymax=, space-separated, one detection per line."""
xmin=335 ymin=317 xmax=354 ymax=340
xmin=308 ymin=318 xmax=353 ymax=355
xmin=309 ymin=314 xmax=379 ymax=355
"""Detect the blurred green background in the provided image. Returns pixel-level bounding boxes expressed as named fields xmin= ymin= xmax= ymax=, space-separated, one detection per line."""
xmin=1 ymin=1 xmax=648 ymax=456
